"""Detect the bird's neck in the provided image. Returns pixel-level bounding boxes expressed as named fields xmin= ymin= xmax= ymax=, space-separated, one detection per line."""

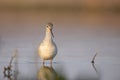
xmin=44 ymin=29 xmax=53 ymax=41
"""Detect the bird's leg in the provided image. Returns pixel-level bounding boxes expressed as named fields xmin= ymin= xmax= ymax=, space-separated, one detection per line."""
xmin=42 ymin=60 xmax=45 ymax=65
xmin=50 ymin=59 xmax=52 ymax=66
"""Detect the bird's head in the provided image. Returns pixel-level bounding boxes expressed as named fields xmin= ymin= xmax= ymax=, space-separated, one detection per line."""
xmin=46 ymin=22 xmax=54 ymax=38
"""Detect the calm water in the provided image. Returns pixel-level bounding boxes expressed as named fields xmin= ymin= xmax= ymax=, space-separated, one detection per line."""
xmin=0 ymin=10 xmax=120 ymax=80
xmin=0 ymin=57 xmax=120 ymax=80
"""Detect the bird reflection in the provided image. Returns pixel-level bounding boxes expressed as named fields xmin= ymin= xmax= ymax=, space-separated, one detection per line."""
xmin=37 ymin=65 xmax=57 ymax=80
xmin=37 ymin=65 xmax=67 ymax=80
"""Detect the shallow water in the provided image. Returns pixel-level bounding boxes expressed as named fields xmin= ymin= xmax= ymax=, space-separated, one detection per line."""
xmin=0 ymin=6 xmax=120 ymax=80
xmin=0 ymin=57 xmax=120 ymax=80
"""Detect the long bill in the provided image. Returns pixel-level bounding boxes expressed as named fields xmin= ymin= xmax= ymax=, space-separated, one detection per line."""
xmin=50 ymin=29 xmax=54 ymax=38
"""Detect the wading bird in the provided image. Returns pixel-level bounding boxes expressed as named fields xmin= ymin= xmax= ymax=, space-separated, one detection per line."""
xmin=38 ymin=23 xmax=57 ymax=65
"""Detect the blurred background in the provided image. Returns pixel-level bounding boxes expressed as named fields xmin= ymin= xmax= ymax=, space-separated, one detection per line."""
xmin=0 ymin=1 xmax=120 ymax=80
xmin=0 ymin=0 xmax=120 ymax=62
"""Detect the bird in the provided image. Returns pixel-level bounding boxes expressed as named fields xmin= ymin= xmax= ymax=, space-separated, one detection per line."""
xmin=38 ymin=23 xmax=57 ymax=65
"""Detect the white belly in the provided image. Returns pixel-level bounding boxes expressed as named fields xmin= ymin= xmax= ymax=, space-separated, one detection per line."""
xmin=38 ymin=41 xmax=57 ymax=60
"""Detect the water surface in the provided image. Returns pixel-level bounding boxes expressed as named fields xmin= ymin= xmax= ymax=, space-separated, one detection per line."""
xmin=0 ymin=8 xmax=120 ymax=80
